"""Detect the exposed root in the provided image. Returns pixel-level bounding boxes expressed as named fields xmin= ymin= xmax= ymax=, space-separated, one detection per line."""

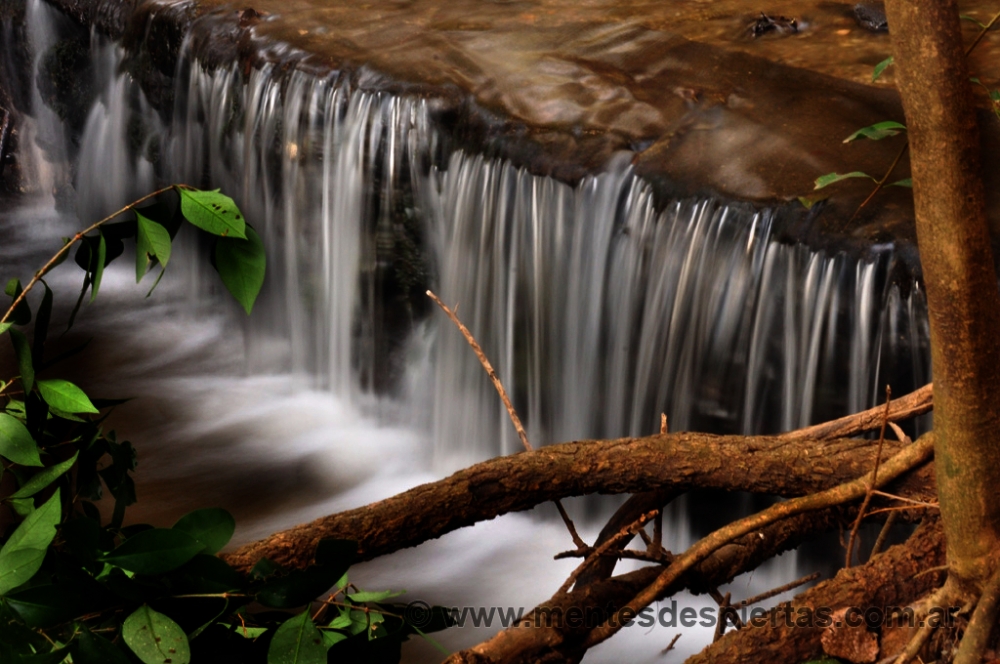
xmin=953 ymin=565 xmax=1000 ymax=664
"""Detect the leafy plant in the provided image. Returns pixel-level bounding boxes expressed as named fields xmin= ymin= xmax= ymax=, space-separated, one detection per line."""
xmin=0 ymin=188 xmax=450 ymax=662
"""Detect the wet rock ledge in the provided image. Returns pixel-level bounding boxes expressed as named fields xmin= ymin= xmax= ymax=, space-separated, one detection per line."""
xmin=38 ymin=0 xmax=1000 ymax=268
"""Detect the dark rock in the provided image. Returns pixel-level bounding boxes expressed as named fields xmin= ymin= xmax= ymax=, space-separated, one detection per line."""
xmin=748 ymin=12 xmax=799 ymax=38
xmin=854 ymin=2 xmax=888 ymax=32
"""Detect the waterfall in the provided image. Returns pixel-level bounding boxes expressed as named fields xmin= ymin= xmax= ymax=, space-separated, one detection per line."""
xmin=62 ymin=26 xmax=933 ymax=462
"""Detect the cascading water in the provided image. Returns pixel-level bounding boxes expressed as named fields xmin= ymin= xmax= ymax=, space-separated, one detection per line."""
xmin=4 ymin=2 xmax=932 ymax=660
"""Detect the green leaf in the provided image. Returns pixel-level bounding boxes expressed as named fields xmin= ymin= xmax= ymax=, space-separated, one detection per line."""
xmin=5 ymin=278 xmax=31 ymax=325
xmin=36 ymin=379 xmax=99 ymax=414
xmin=889 ymin=178 xmax=913 ymax=188
xmin=0 ymin=412 xmax=43 ymax=467
xmin=177 ymin=188 xmax=246 ymax=239
xmin=0 ymin=322 xmax=10 ymax=335
xmin=9 ymin=452 xmax=78 ymax=499
xmin=267 ymin=611 xmax=327 ymax=664
xmin=5 ymin=583 xmax=90 ymax=627
xmin=9 ymin=328 xmax=34 ymax=393
xmin=814 ymin=171 xmax=875 ymax=190
xmin=843 ymin=121 xmax=907 ymax=143
xmin=101 ymin=528 xmax=204 ymax=575
xmin=319 ymin=630 xmax=347 ymax=649
xmin=215 ymin=226 xmax=266 ymax=314
xmin=135 ymin=212 xmax=172 ymax=282
xmin=89 ymin=232 xmax=107 ymax=303
xmin=871 ymin=56 xmax=893 ymax=82
xmin=8 ymin=497 xmax=35 ymax=517
xmin=0 ymin=490 xmax=61 ymax=595
xmin=347 ymin=589 xmax=405 ymax=603
xmin=960 ymin=14 xmax=987 ymax=28
xmin=12 ymin=647 xmax=71 ymax=663
xmin=172 ymin=508 xmax=235 ymax=554
xmin=72 ymin=629 xmax=133 ymax=664
xmin=256 ymin=539 xmax=356 ymax=609
xmin=168 ymin=554 xmax=245 ymax=594
xmin=122 ymin=605 xmax=191 ymax=664
xmin=31 ymin=283 xmax=52 ymax=369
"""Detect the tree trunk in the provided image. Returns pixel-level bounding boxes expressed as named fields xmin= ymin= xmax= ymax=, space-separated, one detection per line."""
xmin=883 ymin=0 xmax=1000 ymax=593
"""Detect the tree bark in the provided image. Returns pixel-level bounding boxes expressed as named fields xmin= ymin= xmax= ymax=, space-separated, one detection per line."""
xmin=224 ymin=431 xmax=935 ymax=573
xmin=687 ymin=518 xmax=946 ymax=664
xmin=883 ymin=0 xmax=1000 ymax=591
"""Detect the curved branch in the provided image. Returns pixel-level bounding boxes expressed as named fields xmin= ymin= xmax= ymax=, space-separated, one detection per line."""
xmin=224 ymin=430 xmax=936 ymax=573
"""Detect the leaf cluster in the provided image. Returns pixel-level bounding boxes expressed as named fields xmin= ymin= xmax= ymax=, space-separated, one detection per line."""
xmin=0 ymin=189 xmax=451 ymax=662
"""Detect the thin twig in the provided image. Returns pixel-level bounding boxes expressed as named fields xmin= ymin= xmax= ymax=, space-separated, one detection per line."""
xmin=1 ymin=185 xmax=178 ymax=326
xmin=869 ymin=490 xmax=937 ymax=507
xmin=427 ymin=291 xmax=531 ymax=452
xmin=778 ymin=383 xmax=931 ymax=441
xmin=661 ymin=633 xmax=681 ymax=655
xmin=554 ymin=500 xmax=588 ymax=549
xmin=846 ymin=386 xmax=892 ymax=568
xmin=964 ymin=9 xmax=1000 ymax=56
xmin=712 ymin=592 xmax=732 ymax=642
xmin=735 ymin=572 xmax=822 ymax=609
xmin=556 ymin=510 xmax=658 ymax=596
xmin=427 ymin=290 xmax=586 ymax=548
xmin=869 ymin=510 xmax=899 ymax=559
xmin=848 ymin=143 xmax=909 ymax=223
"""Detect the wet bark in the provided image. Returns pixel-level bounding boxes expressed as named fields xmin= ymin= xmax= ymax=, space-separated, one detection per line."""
xmin=687 ymin=518 xmax=946 ymax=664
xmin=223 ymin=430 xmax=936 ymax=573
xmin=883 ymin=0 xmax=1000 ymax=590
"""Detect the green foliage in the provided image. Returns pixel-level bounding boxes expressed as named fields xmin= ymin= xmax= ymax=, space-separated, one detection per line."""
xmin=842 ymin=121 xmax=906 ymax=143
xmin=871 ymin=56 xmax=893 ymax=82
xmin=813 ymin=171 xmax=875 ymax=190
xmin=0 ymin=187 xmax=451 ymax=663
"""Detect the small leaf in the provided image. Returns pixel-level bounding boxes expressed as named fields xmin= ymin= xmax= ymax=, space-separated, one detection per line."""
xmin=9 ymin=452 xmax=79 ymax=499
xmin=0 ymin=322 xmax=10 ymax=334
xmin=814 ymin=171 xmax=875 ymax=190
xmin=843 ymin=121 xmax=907 ymax=143
xmin=31 ymin=283 xmax=53 ymax=369
xmin=267 ymin=611 xmax=327 ymax=664
xmin=72 ymin=629 xmax=133 ymax=664
xmin=90 ymin=232 xmax=107 ymax=303
xmin=319 ymin=630 xmax=347 ymax=649
xmin=9 ymin=328 xmax=34 ymax=393
xmin=960 ymin=14 xmax=987 ymax=28
xmin=169 ymin=554 xmax=245 ymax=594
xmin=36 ymin=379 xmax=99 ymax=414
xmin=5 ymin=278 xmax=31 ymax=325
xmin=0 ymin=412 xmax=43 ymax=467
xmin=889 ymin=178 xmax=913 ymax=188
xmin=215 ymin=226 xmax=266 ymax=314
xmin=172 ymin=508 xmax=235 ymax=554
xmin=135 ymin=212 xmax=172 ymax=282
xmin=871 ymin=56 xmax=893 ymax=82
xmin=177 ymin=188 xmax=246 ymax=239
xmin=347 ymin=589 xmax=405 ymax=603
xmin=122 ymin=605 xmax=191 ymax=664
xmin=0 ymin=490 xmax=61 ymax=595
xmin=100 ymin=528 xmax=204 ymax=575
